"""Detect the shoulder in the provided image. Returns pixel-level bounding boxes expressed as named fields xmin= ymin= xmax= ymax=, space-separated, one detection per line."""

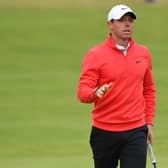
xmin=133 ymin=42 xmax=151 ymax=57
xmin=89 ymin=42 xmax=107 ymax=54
xmin=84 ymin=42 xmax=106 ymax=59
xmin=134 ymin=42 xmax=149 ymax=51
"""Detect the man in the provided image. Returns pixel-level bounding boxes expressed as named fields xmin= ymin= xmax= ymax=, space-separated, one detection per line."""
xmin=77 ymin=4 xmax=156 ymax=168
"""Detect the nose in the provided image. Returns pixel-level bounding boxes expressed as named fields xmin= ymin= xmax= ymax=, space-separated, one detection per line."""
xmin=124 ymin=22 xmax=132 ymax=29
xmin=124 ymin=19 xmax=132 ymax=26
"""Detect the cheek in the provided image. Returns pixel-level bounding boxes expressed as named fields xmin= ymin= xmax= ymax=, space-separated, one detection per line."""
xmin=131 ymin=24 xmax=134 ymax=29
xmin=130 ymin=23 xmax=134 ymax=29
xmin=108 ymin=24 xmax=114 ymax=31
xmin=113 ymin=25 xmax=122 ymax=34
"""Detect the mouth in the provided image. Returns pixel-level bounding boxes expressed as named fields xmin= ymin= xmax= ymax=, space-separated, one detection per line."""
xmin=123 ymin=30 xmax=132 ymax=36
xmin=123 ymin=30 xmax=131 ymax=33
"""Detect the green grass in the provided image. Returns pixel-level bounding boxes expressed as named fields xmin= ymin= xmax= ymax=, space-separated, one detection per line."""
xmin=0 ymin=2 xmax=168 ymax=168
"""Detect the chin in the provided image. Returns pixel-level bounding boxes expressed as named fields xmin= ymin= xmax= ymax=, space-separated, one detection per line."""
xmin=123 ymin=34 xmax=131 ymax=40
xmin=123 ymin=32 xmax=131 ymax=37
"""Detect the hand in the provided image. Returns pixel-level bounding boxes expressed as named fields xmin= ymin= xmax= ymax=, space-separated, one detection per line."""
xmin=147 ymin=125 xmax=154 ymax=144
xmin=95 ymin=82 xmax=112 ymax=98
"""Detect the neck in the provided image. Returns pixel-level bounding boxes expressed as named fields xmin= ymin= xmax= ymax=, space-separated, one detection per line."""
xmin=110 ymin=33 xmax=130 ymax=47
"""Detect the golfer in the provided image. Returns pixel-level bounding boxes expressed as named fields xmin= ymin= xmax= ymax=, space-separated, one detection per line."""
xmin=77 ymin=4 xmax=156 ymax=168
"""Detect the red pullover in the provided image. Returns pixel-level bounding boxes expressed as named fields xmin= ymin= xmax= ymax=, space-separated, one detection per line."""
xmin=77 ymin=35 xmax=156 ymax=131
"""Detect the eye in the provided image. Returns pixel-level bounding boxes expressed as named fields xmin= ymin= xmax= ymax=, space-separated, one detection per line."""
xmin=118 ymin=17 xmax=124 ymax=22
xmin=128 ymin=18 xmax=134 ymax=23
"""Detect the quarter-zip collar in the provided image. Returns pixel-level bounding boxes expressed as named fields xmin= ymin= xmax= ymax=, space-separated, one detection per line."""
xmin=105 ymin=33 xmax=134 ymax=51
xmin=116 ymin=43 xmax=130 ymax=56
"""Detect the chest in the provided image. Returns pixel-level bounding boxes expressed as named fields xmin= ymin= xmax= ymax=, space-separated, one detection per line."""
xmin=99 ymin=52 xmax=148 ymax=83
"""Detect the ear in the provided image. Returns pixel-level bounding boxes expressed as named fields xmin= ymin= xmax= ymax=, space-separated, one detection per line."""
xmin=107 ymin=21 xmax=113 ymax=30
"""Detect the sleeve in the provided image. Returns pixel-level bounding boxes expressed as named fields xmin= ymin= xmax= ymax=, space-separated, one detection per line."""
xmin=143 ymin=51 xmax=156 ymax=125
xmin=77 ymin=50 xmax=99 ymax=103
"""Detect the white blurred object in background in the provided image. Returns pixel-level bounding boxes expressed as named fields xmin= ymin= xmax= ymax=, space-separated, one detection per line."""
xmin=145 ymin=0 xmax=158 ymax=3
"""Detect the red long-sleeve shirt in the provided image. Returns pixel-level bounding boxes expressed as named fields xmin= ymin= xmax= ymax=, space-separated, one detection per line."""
xmin=77 ymin=35 xmax=156 ymax=131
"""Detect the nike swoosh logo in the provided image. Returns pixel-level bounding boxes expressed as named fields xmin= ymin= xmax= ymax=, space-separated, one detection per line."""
xmin=121 ymin=8 xmax=127 ymax=10
xmin=136 ymin=61 xmax=141 ymax=64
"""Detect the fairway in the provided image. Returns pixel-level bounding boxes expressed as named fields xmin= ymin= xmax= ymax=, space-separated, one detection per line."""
xmin=0 ymin=1 xmax=168 ymax=168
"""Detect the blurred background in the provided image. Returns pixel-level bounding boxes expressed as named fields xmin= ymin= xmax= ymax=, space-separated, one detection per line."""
xmin=0 ymin=0 xmax=167 ymax=167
